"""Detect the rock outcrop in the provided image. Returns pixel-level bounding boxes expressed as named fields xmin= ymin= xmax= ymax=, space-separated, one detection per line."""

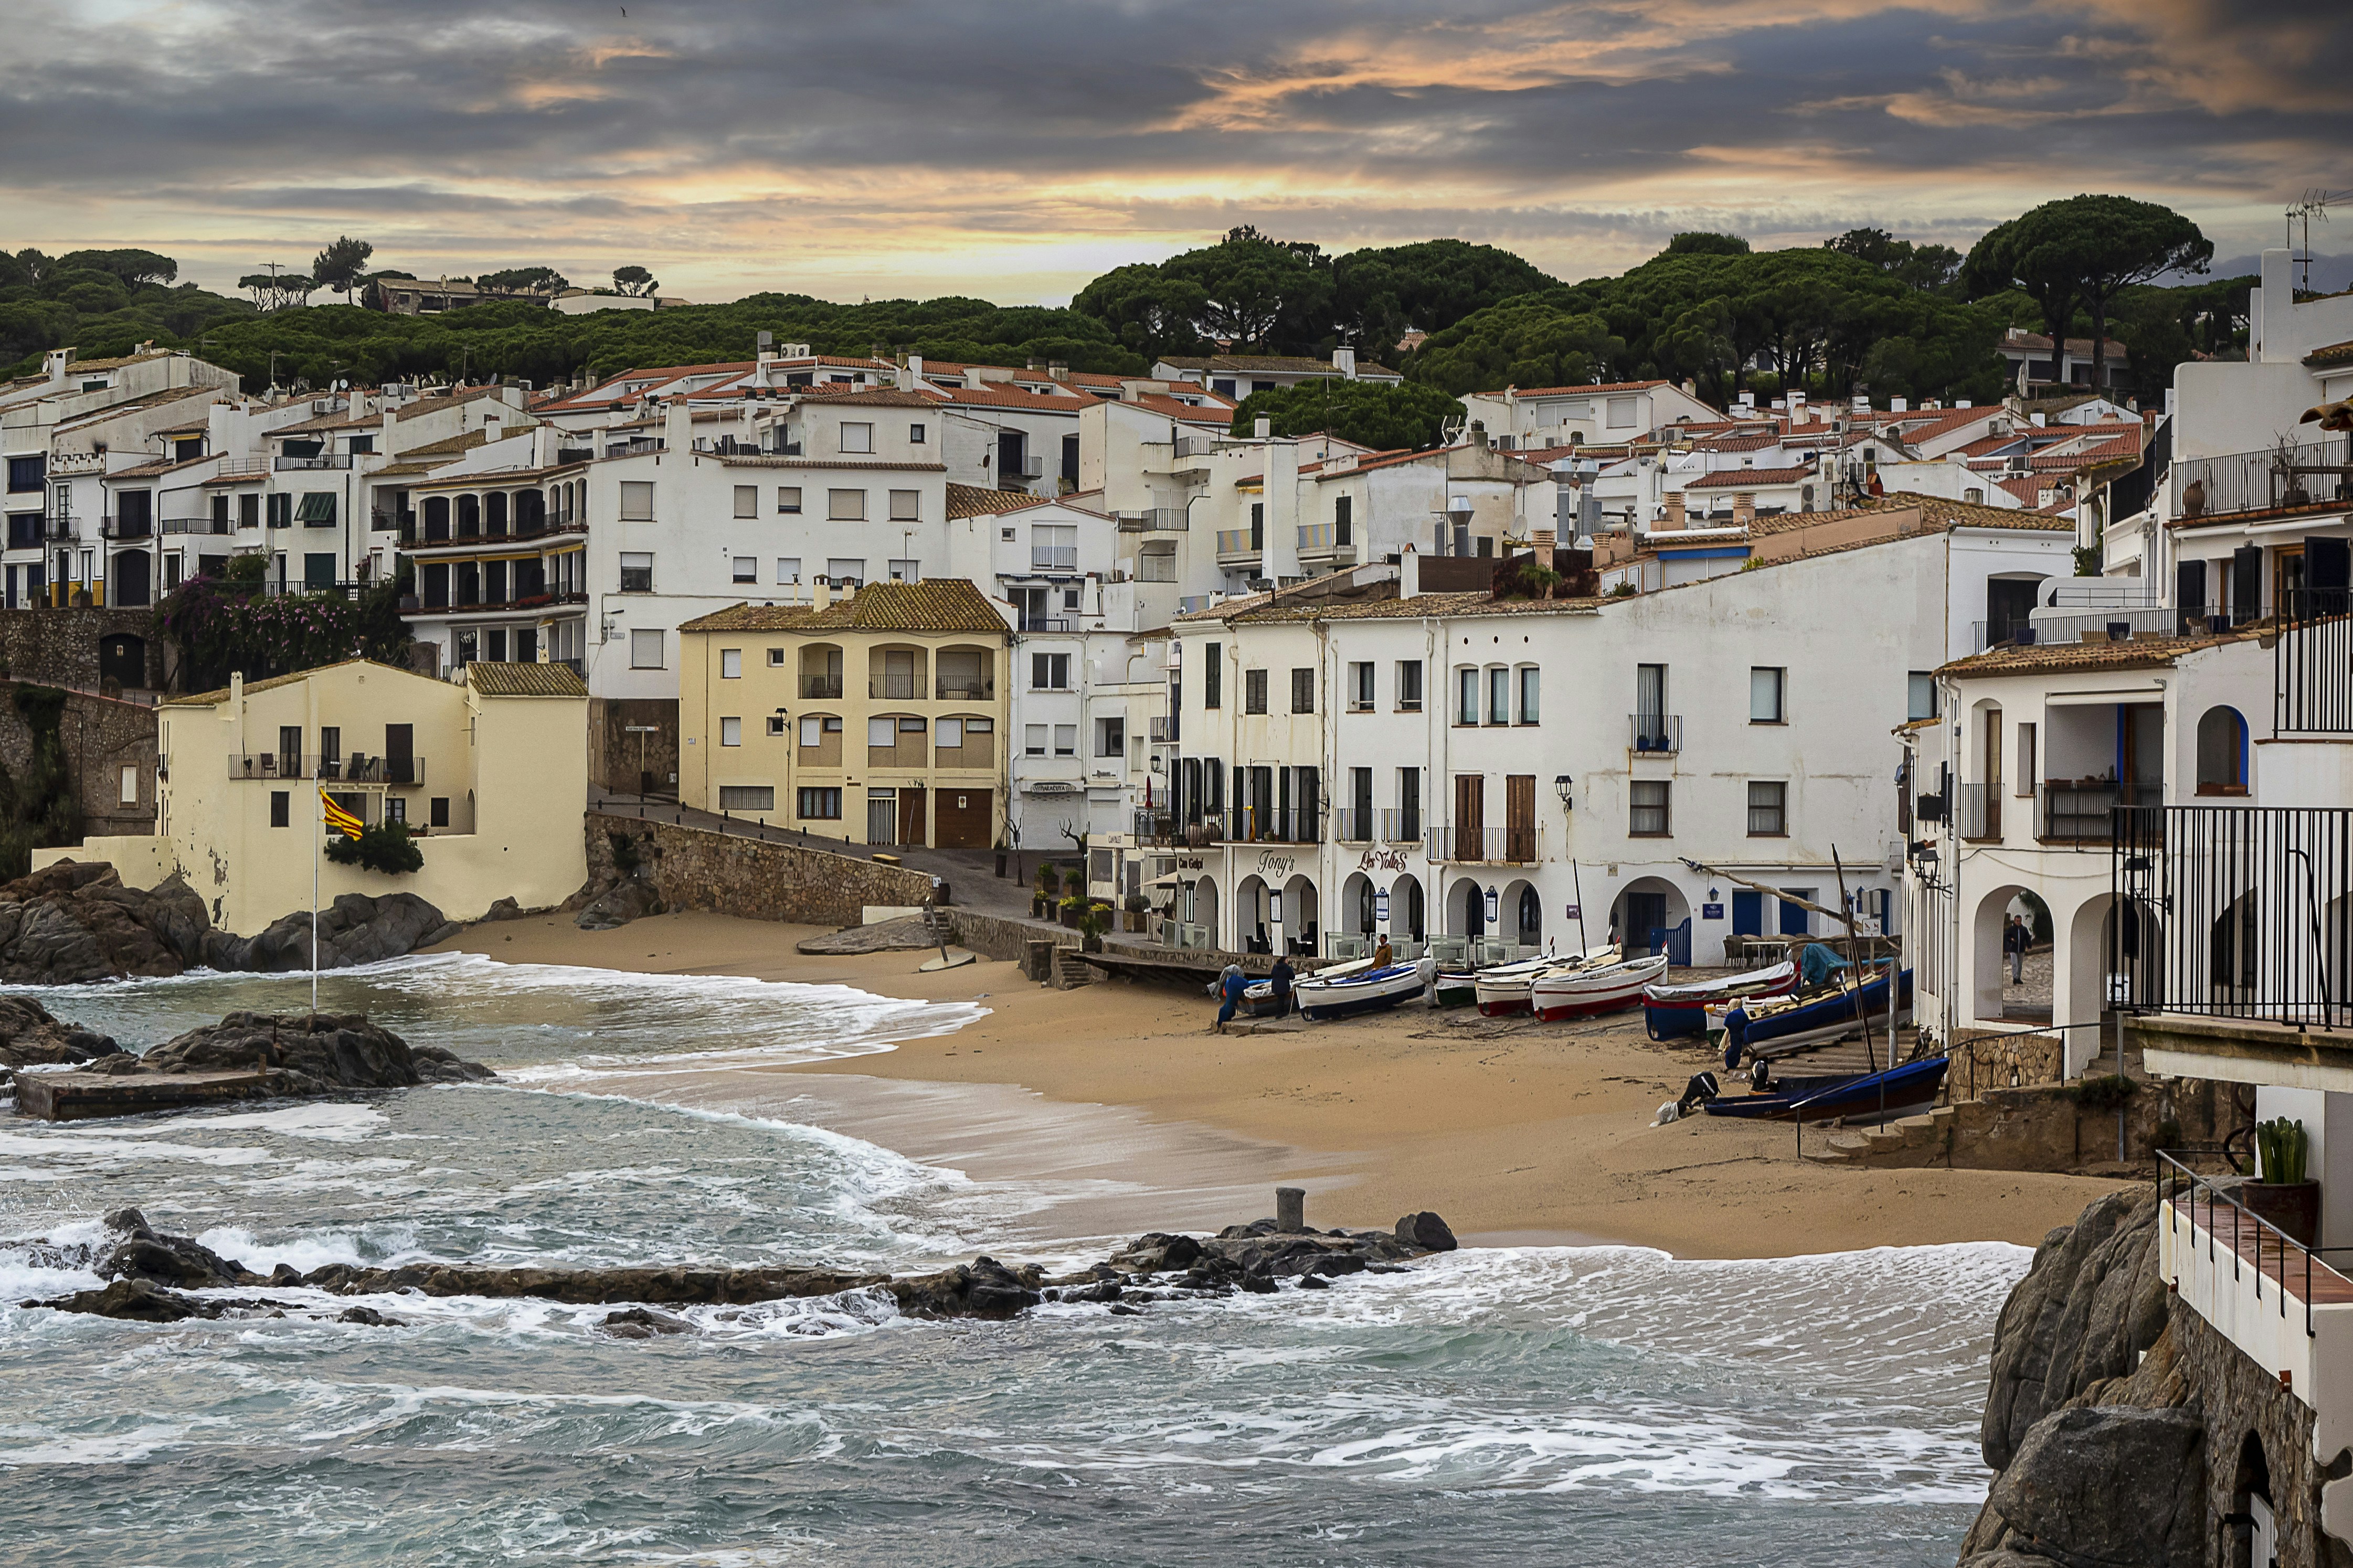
xmin=0 ymin=862 xmax=462 ymax=983
xmin=137 ymin=1012 xmax=495 ymax=1090
xmin=573 ymin=875 xmax=663 ymax=932
xmin=1959 ymin=1187 xmax=2208 ymax=1568
xmin=0 ymin=994 xmax=126 ymax=1080
xmin=21 ymin=1208 xmax=1460 ymax=1327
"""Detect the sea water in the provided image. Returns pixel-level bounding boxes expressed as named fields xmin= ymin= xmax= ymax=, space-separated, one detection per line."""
xmin=0 ymin=956 xmax=2016 ymax=1565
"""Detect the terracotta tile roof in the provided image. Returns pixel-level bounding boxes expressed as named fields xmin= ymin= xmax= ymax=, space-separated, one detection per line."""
xmin=389 ymin=386 xmax=516 ymax=424
xmin=1684 ymin=465 xmax=1815 ymax=489
xmin=680 ymin=579 xmax=1010 ymax=635
xmin=50 ymin=388 xmax=217 ymax=433
xmin=1999 ymin=332 xmax=2129 ymax=358
xmin=1491 ymin=378 xmax=1670 ymax=399
xmin=1689 ymin=432 xmax=1783 ymax=453
xmin=2303 ymin=338 xmax=2353 ymax=368
xmin=163 ymin=657 xmax=429 ymax=707
xmin=1941 ymin=627 xmax=2259 ymax=678
xmin=396 ymin=430 xmax=493 ymax=460
xmin=467 ymin=660 xmax=587 ymax=697
xmin=796 ymin=388 xmax=936 ymax=409
xmin=947 ymin=482 xmax=1056 ymax=518
xmin=923 ymin=383 xmax=1088 ymax=412
xmin=1160 ymin=354 xmax=1400 ymax=378
xmin=102 ymin=453 xmax=215 ymax=479
xmin=714 ymin=456 xmax=945 ymax=472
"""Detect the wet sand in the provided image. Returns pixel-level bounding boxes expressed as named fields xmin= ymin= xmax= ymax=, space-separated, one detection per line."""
xmin=431 ymin=910 xmax=2127 ymax=1258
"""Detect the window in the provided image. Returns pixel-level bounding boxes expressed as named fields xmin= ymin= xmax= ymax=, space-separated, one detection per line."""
xmin=1244 ymin=668 xmax=1268 ymax=714
xmin=619 ymin=481 xmax=655 ymax=521
xmin=776 ymin=558 xmax=801 ymax=584
xmin=777 ymin=486 xmax=802 ymax=515
xmin=828 ymin=489 xmax=865 ymax=521
xmin=766 ymin=715 xmax=786 ymax=737
xmin=719 ymin=786 xmax=774 ymax=812
xmin=385 ymin=797 xmax=407 ymax=825
xmin=1457 ymin=667 xmax=1478 ymax=725
xmin=619 ymin=552 xmax=653 ymax=592
xmin=1333 ymin=493 xmax=1353 ymax=545
xmin=868 ymin=717 xmax=897 ymax=748
xmin=1398 ymin=660 xmax=1423 ymax=711
xmin=888 ymin=559 xmax=919 ymax=582
xmin=269 ymin=790 xmax=289 ymax=828
xmin=1486 ymin=667 xmax=1509 ymax=726
xmin=1054 ymin=724 xmax=1076 ymax=756
xmin=267 ymin=493 xmax=292 ymax=528
xmin=719 ymin=718 xmax=743 ymax=746
xmin=937 ymin=717 xmax=964 ymax=749
xmin=1032 ymin=524 xmax=1077 ymax=572
xmin=630 ymin=628 xmax=664 ymax=668
xmin=798 ymin=714 xmax=839 ymax=746
xmin=1907 ymin=671 xmax=1938 ymax=721
xmin=909 ymin=423 xmax=927 ymax=444
xmin=1349 ymin=662 xmax=1375 ymax=710
xmin=1097 ymin=717 xmax=1125 ymax=756
xmin=887 ymin=489 xmax=919 ymax=523
xmin=1518 ymin=666 xmax=1540 ymax=724
xmin=798 ymin=787 xmax=842 ymax=819
xmin=430 ymin=797 xmax=450 ymax=828
xmin=825 ymin=558 xmax=864 ymax=586
xmin=1747 ymin=780 xmax=1787 ymax=836
xmin=6 ymin=455 xmax=42 ymax=493
xmin=1750 ymin=667 xmax=1785 ymax=724
xmin=1630 ymin=780 xmax=1672 ymax=837
xmin=720 ymin=648 xmax=742 ymax=679
xmin=1031 ymin=652 xmax=1070 ymax=689
xmin=2016 ymin=722 xmax=2038 ymax=798
xmin=733 ymin=485 xmax=758 ymax=519
xmin=732 ymin=557 xmax=756 ymax=583
xmin=2197 ymin=707 xmax=2249 ymax=795
xmin=1025 ymin=723 xmax=1047 ymax=756
xmin=1204 ymin=644 xmax=1222 ymax=708
xmin=839 ymin=422 xmax=873 ymax=454
xmin=1291 ymin=668 xmax=1315 ymax=714
xmin=239 ymin=493 xmax=260 ymax=529
xmin=295 ymin=493 xmax=336 ymax=526
xmin=1606 ymin=396 xmax=1636 ymax=429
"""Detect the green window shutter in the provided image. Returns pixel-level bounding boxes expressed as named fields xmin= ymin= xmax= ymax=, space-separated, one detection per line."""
xmin=295 ymin=493 xmax=336 ymax=525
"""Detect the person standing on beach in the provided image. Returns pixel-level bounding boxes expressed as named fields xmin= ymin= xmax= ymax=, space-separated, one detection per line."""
xmin=2005 ymin=914 xmax=2029 ymax=984
xmin=1269 ymin=954 xmax=1295 ymax=1019
xmin=1212 ymin=963 xmax=1247 ymax=1031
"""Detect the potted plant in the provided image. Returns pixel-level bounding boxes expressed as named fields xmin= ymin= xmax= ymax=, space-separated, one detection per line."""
xmin=2244 ymin=1117 xmax=2320 ymax=1246
xmin=1078 ymin=908 xmax=1109 ymax=953
xmin=1058 ymin=892 xmax=1086 ymax=930
xmin=1033 ymin=863 xmax=1057 ymax=919
xmin=994 ymin=838 xmax=1008 ymax=879
xmin=1122 ymin=892 xmax=1150 ymax=932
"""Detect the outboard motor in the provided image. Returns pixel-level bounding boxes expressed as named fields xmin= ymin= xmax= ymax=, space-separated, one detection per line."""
xmin=1675 ymin=1071 xmax=1721 ymax=1117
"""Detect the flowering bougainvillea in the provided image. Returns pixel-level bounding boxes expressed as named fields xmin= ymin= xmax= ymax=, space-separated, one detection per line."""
xmin=155 ymin=567 xmax=412 ymax=690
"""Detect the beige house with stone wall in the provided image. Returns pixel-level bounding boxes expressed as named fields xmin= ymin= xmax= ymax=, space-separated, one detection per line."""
xmin=40 ymin=658 xmax=588 ymax=932
xmin=677 ymin=579 xmax=1012 ymax=849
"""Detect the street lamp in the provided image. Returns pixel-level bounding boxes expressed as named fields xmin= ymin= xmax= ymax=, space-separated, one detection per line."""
xmin=1553 ymin=774 xmax=1573 ymax=809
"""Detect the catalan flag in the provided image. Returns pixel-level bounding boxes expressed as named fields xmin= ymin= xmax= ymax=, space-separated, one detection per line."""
xmin=320 ymin=790 xmax=364 ymax=841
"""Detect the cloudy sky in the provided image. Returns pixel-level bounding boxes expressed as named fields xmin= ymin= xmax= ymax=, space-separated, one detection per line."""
xmin=8 ymin=0 xmax=2349 ymax=303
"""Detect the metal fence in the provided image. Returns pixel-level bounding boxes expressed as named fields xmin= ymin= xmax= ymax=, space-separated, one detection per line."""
xmin=2113 ymin=804 xmax=2353 ymax=1028
xmin=2276 ymin=589 xmax=2353 ymax=734
xmin=2172 ymin=435 xmax=2352 ymax=521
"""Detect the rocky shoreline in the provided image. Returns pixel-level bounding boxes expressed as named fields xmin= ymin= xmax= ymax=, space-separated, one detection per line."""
xmin=18 ymin=1204 xmax=1458 ymax=1330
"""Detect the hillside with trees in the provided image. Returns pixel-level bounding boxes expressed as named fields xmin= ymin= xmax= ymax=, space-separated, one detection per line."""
xmin=2 ymin=198 xmax=2254 ymax=412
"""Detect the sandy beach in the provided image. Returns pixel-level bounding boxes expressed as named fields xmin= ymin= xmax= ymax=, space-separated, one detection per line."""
xmin=430 ymin=910 xmax=2126 ymax=1258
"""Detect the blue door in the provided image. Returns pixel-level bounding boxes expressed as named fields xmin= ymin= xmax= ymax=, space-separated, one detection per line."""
xmin=1778 ymin=889 xmax=1815 ymax=937
xmin=1732 ymin=890 xmax=1764 ymax=935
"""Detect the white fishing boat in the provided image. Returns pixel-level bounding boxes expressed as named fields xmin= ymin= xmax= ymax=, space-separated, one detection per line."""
xmin=1243 ymin=954 xmax=1374 ymax=1014
xmin=1531 ymin=952 xmax=1670 ymax=1021
xmin=1471 ymin=945 xmax=1618 ymax=1017
xmin=1296 ymin=959 xmax=1432 ymax=1021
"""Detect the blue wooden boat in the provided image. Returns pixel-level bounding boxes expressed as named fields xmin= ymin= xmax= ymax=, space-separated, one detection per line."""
xmin=1642 ymin=960 xmax=1795 ymax=1041
xmin=1701 ymin=1055 xmax=1948 ymax=1123
xmin=1722 ymin=965 xmax=1912 ymax=1062
xmin=1297 ymin=961 xmax=1429 ymax=1021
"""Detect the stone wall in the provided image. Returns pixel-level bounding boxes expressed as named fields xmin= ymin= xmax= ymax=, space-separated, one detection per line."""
xmin=2171 ymin=1298 xmax=2350 ymax=1568
xmin=941 ymin=909 xmax=1076 ymax=963
xmin=0 ymin=608 xmax=169 ymax=694
xmin=0 ymin=681 xmax=159 ymax=838
xmin=1946 ymin=1029 xmax=2068 ymax=1100
xmin=589 ymin=698 xmax=679 ymax=796
xmin=585 ymin=810 xmax=936 ymax=928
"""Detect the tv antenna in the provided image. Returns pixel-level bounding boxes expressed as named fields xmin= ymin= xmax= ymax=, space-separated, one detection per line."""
xmin=2286 ymin=189 xmax=2346 ymax=294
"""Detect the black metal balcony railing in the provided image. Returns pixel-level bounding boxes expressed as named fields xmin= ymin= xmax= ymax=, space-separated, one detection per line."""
xmin=870 ymin=675 xmax=921 ymax=700
xmin=2113 ymin=804 xmax=2353 ymax=1029
xmin=2172 ymin=435 xmax=2352 ymax=522
xmin=1429 ymin=824 xmax=1539 ymax=863
xmin=100 ymin=516 xmax=152 ymax=540
xmin=234 ymin=753 xmax=422 ymax=783
xmin=1231 ymin=806 xmax=1321 ymax=845
xmin=935 ymin=681 xmax=994 ymax=701
xmin=2041 ymin=780 xmax=2161 ymax=841
xmin=43 ymin=516 xmax=80 ymax=541
xmin=1380 ymin=807 xmax=1422 ymax=844
xmin=161 ymin=516 xmax=232 ymax=536
xmin=274 ymin=453 xmax=353 ymax=470
xmin=1333 ymin=807 xmax=1376 ymax=842
xmin=2276 ymin=588 xmax=2353 ymax=734
xmin=800 ymin=676 xmax=844 ymax=700
xmin=1631 ymin=712 xmax=1682 ymax=754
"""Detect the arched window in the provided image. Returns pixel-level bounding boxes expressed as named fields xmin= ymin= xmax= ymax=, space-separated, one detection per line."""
xmin=2196 ymin=707 xmax=2248 ymax=795
xmin=1518 ymin=886 xmax=1542 ymax=944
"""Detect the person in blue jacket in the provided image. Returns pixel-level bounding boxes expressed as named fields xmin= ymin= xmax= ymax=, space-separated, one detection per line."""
xmin=1211 ymin=963 xmax=1248 ymax=1030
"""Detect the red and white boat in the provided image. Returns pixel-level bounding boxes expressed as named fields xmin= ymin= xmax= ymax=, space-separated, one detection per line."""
xmin=1531 ymin=952 xmax=1670 ymax=1021
xmin=1471 ymin=945 xmax=1618 ymax=1017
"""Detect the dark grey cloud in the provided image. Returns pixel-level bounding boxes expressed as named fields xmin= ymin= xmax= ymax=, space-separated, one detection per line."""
xmin=4 ymin=0 xmax=2347 ymax=299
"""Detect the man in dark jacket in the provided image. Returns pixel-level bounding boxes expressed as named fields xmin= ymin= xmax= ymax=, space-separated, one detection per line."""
xmin=1269 ymin=955 xmax=1296 ymax=1019
xmin=2005 ymin=914 xmax=2029 ymax=984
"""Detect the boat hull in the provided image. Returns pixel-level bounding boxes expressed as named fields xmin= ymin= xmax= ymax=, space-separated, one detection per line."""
xmin=1725 ymin=968 xmax=1914 ymax=1061
xmin=1298 ymin=964 xmax=1428 ymax=1022
xmin=1643 ymin=962 xmax=1796 ymax=1041
xmin=1702 ymin=1056 xmax=1948 ymax=1123
xmin=1532 ymin=954 xmax=1670 ymax=1021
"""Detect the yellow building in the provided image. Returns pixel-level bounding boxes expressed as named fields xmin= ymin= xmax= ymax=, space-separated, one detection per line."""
xmin=46 ymin=658 xmax=589 ymax=933
xmin=679 ymin=580 xmax=1011 ymax=848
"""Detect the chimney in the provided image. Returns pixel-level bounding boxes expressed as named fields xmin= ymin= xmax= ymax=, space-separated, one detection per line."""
xmin=1331 ymin=347 xmax=1357 ymax=380
xmin=1253 ymin=417 xmax=1271 ymax=440
xmin=1048 ymin=361 xmax=1068 ymax=382
xmin=1663 ymin=490 xmax=1686 ymax=530
xmin=43 ymin=347 xmax=73 ymax=386
xmin=1469 ymin=420 xmax=1489 ymax=451
xmin=1732 ymin=492 xmax=1755 ymax=528
xmin=534 ymin=423 xmax=558 ymax=467
xmin=1891 ymin=397 xmax=1908 ymax=413
xmin=814 ymin=578 xmax=832 ymax=611
xmin=663 ymin=398 xmax=691 ymax=454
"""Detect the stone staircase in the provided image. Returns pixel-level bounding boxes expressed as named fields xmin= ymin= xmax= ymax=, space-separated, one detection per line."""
xmin=1050 ymin=947 xmax=1094 ymax=990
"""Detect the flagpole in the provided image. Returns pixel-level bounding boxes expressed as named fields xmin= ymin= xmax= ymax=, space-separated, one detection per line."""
xmin=312 ymin=785 xmax=321 ymax=1017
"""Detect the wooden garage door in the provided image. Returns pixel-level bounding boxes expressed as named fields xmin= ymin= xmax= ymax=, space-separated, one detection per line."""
xmin=935 ymin=788 xmax=992 ymax=848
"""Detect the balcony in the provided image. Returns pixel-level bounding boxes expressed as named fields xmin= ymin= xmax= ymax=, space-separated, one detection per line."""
xmin=935 ymin=680 xmax=995 ymax=701
xmin=1630 ymin=713 xmax=1682 ymax=755
xmin=43 ymin=516 xmax=81 ymax=542
xmin=1019 ymin=615 xmax=1075 ymax=633
xmin=1215 ymin=528 xmax=1260 ymax=563
xmin=1229 ymin=807 xmax=1320 ymax=845
xmin=869 ymin=675 xmax=926 ymax=700
xmin=274 ymin=453 xmax=353 ymax=471
xmin=1428 ymin=824 xmax=1541 ymax=863
xmin=161 ymin=515 xmax=231 ymax=536
xmin=1030 ymin=548 xmax=1078 ymax=573
xmin=99 ymin=516 xmax=153 ymax=541
xmin=2277 ymin=589 xmax=2353 ymax=734
xmin=404 ymin=519 xmax=589 ymax=550
xmin=2173 ymin=435 xmax=2353 ymax=524
xmin=2038 ymin=780 xmax=2160 ymax=841
xmin=1297 ymin=523 xmax=1356 ymax=563
xmin=1117 ymin=508 xmax=1189 ymax=533
xmin=801 ymin=676 xmax=844 ymax=700
xmin=1957 ymin=782 xmax=2006 ymax=841
xmin=1380 ymin=808 xmax=1422 ymax=844
xmin=230 ymin=753 xmax=426 ymax=784
xmin=1332 ymin=807 xmax=1376 ymax=843
xmin=1148 ymin=716 xmax=1174 ymax=744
